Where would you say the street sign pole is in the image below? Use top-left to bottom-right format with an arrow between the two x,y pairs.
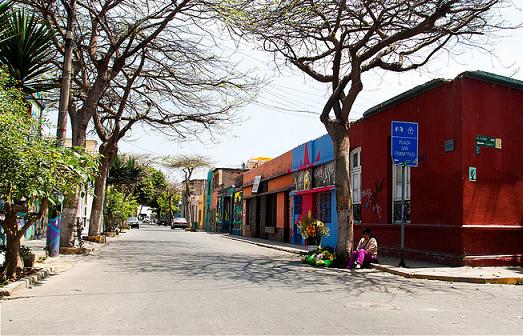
391,120 -> 418,268
399,164 -> 407,267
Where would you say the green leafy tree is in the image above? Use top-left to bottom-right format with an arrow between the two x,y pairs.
0,70 -> 97,279
103,187 -> 139,232
107,155 -> 145,200
136,167 -> 167,210
0,7 -> 57,96
157,190 -> 180,220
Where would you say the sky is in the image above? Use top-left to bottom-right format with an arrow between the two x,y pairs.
50,3 -> 523,181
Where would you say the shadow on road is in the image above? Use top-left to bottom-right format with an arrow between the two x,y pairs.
90,236 -> 494,302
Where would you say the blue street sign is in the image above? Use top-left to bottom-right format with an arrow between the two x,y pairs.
391,121 -> 419,166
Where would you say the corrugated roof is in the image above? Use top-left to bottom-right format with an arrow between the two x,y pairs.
362,78 -> 448,119
458,70 -> 523,91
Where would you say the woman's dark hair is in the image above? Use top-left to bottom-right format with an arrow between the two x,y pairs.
362,227 -> 372,236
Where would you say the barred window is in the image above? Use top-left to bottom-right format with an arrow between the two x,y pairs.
316,192 -> 332,223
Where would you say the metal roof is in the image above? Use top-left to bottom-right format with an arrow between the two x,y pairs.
361,71 -> 523,119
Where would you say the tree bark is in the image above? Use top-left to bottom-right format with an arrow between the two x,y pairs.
59,194 -> 79,247
326,122 -> 354,264
185,182 -> 192,228
88,143 -> 117,236
3,212 -> 20,279
60,101 -> 86,246
168,195 -> 173,226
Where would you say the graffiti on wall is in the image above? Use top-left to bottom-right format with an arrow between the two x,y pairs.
233,192 -> 242,223
362,179 -> 384,220
293,168 -> 312,191
313,161 -> 335,188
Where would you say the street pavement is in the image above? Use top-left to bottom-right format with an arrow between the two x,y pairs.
1,224 -> 522,335
226,236 -> 523,285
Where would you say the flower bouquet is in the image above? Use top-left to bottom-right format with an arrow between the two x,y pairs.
302,247 -> 337,267
295,210 -> 329,246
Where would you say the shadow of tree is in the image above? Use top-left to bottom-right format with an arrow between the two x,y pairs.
89,238 -> 497,303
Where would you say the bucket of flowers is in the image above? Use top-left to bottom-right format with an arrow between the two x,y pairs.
295,210 -> 329,250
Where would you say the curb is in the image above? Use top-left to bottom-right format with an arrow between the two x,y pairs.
224,235 -> 523,285
370,264 -> 523,285
226,236 -> 307,255
0,267 -> 53,298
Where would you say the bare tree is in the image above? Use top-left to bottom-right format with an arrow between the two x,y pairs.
23,0 -> 257,239
223,0 -> 509,262
160,154 -> 212,228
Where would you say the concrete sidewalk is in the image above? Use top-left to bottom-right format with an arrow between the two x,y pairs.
225,234 -> 523,285
1,236 -> 113,298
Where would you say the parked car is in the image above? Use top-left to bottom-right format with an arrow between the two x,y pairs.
138,214 -> 150,223
171,217 -> 188,229
158,217 -> 168,226
127,217 -> 140,229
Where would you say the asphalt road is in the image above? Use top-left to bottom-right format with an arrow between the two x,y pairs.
1,224 -> 522,335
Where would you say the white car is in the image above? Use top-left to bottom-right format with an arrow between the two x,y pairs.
171,217 -> 188,229
127,217 -> 140,229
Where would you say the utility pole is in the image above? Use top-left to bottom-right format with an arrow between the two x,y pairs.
49,0 -> 76,257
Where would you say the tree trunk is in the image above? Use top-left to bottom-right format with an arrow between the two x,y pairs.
3,212 -> 20,279
61,102 -> 87,246
327,123 -> 354,264
168,195 -> 173,226
88,143 -> 117,236
59,193 -> 79,247
185,183 -> 192,228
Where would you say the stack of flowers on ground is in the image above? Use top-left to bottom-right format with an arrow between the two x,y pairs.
302,247 -> 336,267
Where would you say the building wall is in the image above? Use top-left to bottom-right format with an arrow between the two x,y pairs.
348,73 -> 523,265
243,152 -> 292,185
291,134 -> 337,248
460,77 -> 523,226
241,152 -> 293,242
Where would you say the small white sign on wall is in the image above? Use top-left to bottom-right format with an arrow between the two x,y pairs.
469,167 -> 477,182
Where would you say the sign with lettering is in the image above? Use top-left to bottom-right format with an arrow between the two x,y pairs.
468,167 -> 477,182
252,175 -> 262,193
391,121 -> 419,167
476,135 -> 502,149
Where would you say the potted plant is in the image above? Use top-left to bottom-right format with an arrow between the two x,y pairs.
296,210 -> 329,250
20,245 -> 35,270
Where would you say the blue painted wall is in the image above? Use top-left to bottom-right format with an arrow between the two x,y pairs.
291,134 -> 334,171
291,134 -> 339,249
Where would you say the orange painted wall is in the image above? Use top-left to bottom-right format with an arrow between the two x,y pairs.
276,192 -> 286,229
268,175 -> 292,192
243,151 -> 292,185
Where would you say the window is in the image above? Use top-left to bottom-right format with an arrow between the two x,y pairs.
392,164 -> 411,223
265,194 -> 277,226
350,147 -> 362,223
316,192 -> 332,223
294,196 -> 303,216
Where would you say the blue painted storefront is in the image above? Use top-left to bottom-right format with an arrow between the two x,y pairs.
290,134 -> 338,249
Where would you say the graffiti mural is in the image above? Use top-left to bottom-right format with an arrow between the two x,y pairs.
313,161 -> 335,188
293,168 -> 312,191
362,179 -> 384,220
233,192 -> 242,224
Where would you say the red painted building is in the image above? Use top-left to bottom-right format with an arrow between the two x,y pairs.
350,71 -> 523,266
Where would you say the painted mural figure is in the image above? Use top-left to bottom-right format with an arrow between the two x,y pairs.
347,227 -> 378,269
